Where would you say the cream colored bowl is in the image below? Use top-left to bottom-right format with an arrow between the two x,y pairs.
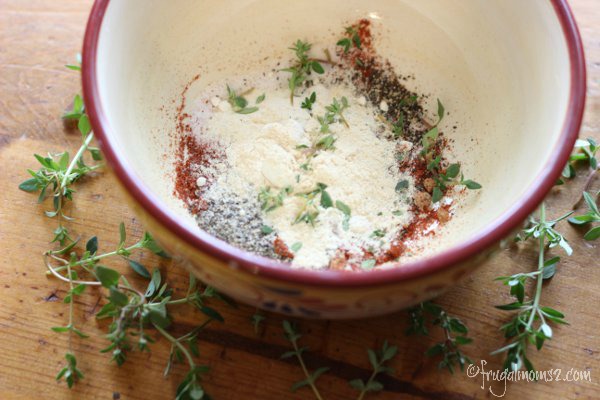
82,0 -> 585,318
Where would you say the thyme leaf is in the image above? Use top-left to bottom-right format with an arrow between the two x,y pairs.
568,191 -> 600,240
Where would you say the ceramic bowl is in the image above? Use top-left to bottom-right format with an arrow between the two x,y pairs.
82,0 -> 585,318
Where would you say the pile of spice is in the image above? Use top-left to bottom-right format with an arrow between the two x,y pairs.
173,20 -> 481,271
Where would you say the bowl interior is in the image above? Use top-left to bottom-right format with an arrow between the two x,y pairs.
93,0 -> 571,263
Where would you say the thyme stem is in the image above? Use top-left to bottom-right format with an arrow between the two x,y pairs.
44,255 -> 146,302
357,370 -> 378,400
290,336 -> 324,400
61,132 -> 94,188
572,169 -> 598,210
66,259 -> 75,351
153,324 -> 196,369
46,242 -> 143,273
527,204 -> 546,329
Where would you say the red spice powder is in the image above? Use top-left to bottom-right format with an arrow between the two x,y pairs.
174,134 -> 221,214
173,74 -> 226,214
273,237 -> 294,259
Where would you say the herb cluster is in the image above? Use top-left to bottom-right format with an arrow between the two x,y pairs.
19,62 -> 230,400
283,40 -> 325,104
560,137 -> 598,181
297,95 -> 351,171
349,341 -> 398,400
419,99 -> 481,203
226,85 -> 265,114
258,186 -> 293,212
19,62 -> 102,246
282,321 -> 399,400
257,180 -> 352,233
281,321 -> 329,399
428,162 -> 482,203
568,191 -> 600,240
337,25 -> 362,54
407,301 -> 473,373
294,183 -> 334,226
487,128 -> 598,375
493,205 -> 572,372
301,92 -> 317,111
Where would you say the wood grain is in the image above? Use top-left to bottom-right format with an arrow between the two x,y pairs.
0,1 -> 598,399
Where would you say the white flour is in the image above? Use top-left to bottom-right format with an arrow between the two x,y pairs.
189,72 -> 415,269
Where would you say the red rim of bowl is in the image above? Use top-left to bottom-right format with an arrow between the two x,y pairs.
82,0 -> 586,288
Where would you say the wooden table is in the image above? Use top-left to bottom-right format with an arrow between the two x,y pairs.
0,1 -> 598,399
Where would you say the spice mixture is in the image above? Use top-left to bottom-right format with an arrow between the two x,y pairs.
173,20 -> 481,271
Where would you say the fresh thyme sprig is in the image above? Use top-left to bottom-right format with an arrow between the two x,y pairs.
349,341 -> 398,400
427,162 -> 482,203
258,186 -> 293,212
560,137 -> 598,181
226,85 -> 264,114
419,99 -> 443,163
18,62 -> 102,245
296,96 -> 351,169
337,26 -> 362,54
558,137 -> 598,211
281,321 -> 329,400
325,96 -> 350,128
44,232 -> 146,380
283,40 -> 325,104
302,92 -> 317,111
416,99 -> 480,202
20,63 -> 230,399
294,195 -> 321,226
492,204 -> 572,372
315,134 -> 336,151
46,231 -> 157,358
568,191 -> 600,240
388,95 -> 418,139
316,113 -> 335,134
513,204 -> 573,254
294,183 -> 333,226
370,229 -> 386,238
407,301 -> 473,373
420,99 -> 445,155
392,115 -> 405,139
158,280 -> 229,400
55,353 -> 84,389
19,150 -> 102,245
316,96 -> 350,132
19,63 -> 102,245
19,61 -> 104,387
160,326 -> 211,400
45,230 -> 224,398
